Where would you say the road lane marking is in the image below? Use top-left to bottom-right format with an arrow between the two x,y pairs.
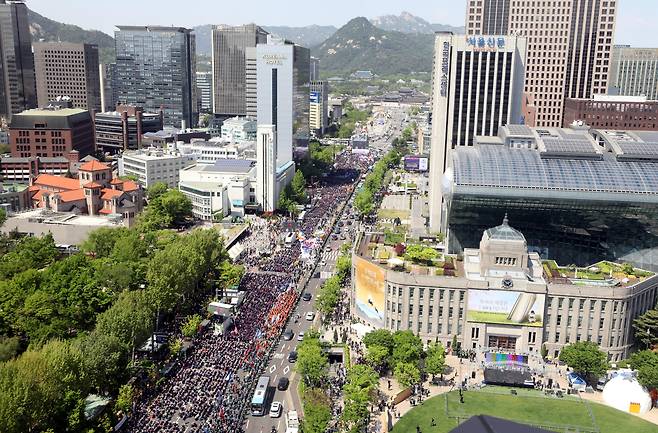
269,365 -> 276,374
283,366 -> 290,375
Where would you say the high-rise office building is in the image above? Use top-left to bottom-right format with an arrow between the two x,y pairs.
428,33 -> 526,232
608,46 -> 658,100
256,124 -> 277,212
196,71 -> 213,113
0,0 -> 36,120
34,43 -> 101,111
255,35 -> 310,168
99,63 -> 118,112
114,26 -> 197,128
466,0 -> 617,127
310,80 -> 329,135
211,24 -> 268,119
310,57 -> 320,81
245,48 -> 258,118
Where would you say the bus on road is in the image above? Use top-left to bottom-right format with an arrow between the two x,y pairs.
251,375 -> 272,416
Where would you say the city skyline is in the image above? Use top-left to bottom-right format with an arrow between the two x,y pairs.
25,0 -> 658,47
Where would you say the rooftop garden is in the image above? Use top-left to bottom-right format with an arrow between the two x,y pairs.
543,260 -> 653,285
365,238 -> 457,276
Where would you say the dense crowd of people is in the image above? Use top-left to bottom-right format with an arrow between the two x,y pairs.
128,151 -> 374,433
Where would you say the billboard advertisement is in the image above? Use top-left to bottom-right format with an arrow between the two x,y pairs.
403,156 -> 429,172
354,256 -> 386,327
310,91 -> 320,103
467,290 -> 544,327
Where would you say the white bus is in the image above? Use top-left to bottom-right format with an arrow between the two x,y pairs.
251,375 -> 272,416
297,211 -> 307,223
284,232 -> 296,246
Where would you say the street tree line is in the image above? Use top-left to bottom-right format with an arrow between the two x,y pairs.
296,329 -> 380,433
315,246 -> 352,317
354,149 -> 401,216
0,184 -> 240,432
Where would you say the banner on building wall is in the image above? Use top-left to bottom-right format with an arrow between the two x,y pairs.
354,256 -> 386,327
467,289 -> 545,327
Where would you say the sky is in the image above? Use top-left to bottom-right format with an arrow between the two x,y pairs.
25,0 -> 658,47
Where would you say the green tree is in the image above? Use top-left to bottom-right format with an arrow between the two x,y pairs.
115,384 -> 134,415
363,329 -> 394,353
79,331 -> 129,393
633,307 -> 658,348
365,344 -> 390,372
146,181 -> 169,201
181,314 -> 202,338
296,336 -> 328,388
277,185 -> 298,216
630,350 -> 658,390
394,361 -> 420,388
391,330 -> 423,368
559,341 -> 608,380
354,189 -> 374,215
0,234 -> 57,279
404,244 -> 439,265
81,227 -> 128,258
0,208 -> 6,227
152,189 -> 193,226
301,388 -> 331,433
217,261 -> 244,292
342,364 -> 379,432
315,276 -> 341,315
291,169 -> 308,204
0,336 -> 20,362
424,342 -> 446,376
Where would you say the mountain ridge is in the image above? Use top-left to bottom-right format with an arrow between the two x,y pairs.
313,17 -> 435,76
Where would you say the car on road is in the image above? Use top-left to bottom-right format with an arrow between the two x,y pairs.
331,234 -> 338,240
305,311 -> 315,321
277,377 -> 290,391
302,292 -> 312,301
283,329 -> 294,340
270,401 -> 282,418
297,332 -> 304,341
319,260 -> 327,267
288,351 -> 298,362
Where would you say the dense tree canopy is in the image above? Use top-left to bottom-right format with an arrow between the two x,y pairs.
0,224 -> 232,431
559,341 -> 608,380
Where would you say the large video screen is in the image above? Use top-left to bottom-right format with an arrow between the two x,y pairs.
353,256 -> 386,327
467,289 -> 544,327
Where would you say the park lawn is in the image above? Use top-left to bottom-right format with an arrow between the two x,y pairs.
378,209 -> 411,220
390,389 -> 658,433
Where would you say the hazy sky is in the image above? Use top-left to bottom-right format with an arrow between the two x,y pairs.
25,0 -> 658,47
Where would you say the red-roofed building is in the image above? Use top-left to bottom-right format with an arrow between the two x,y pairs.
29,160 -> 144,224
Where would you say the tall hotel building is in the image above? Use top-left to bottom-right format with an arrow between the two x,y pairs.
466,0 -> 617,127
34,42 -> 101,111
609,46 -> 658,100
114,26 -> 197,128
428,33 -> 526,232
252,35 -> 310,166
0,0 -> 36,119
211,24 -> 268,120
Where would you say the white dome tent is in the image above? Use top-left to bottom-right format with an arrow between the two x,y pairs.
601,369 -> 652,415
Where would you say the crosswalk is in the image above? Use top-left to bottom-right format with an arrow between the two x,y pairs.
321,250 -> 339,262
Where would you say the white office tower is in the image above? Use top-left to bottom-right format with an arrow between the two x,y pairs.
257,124 -> 277,212
428,33 -> 527,233
254,35 -> 310,168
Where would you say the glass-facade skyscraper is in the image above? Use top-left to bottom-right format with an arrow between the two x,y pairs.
0,0 -> 36,120
115,26 -> 197,128
211,24 -> 268,119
